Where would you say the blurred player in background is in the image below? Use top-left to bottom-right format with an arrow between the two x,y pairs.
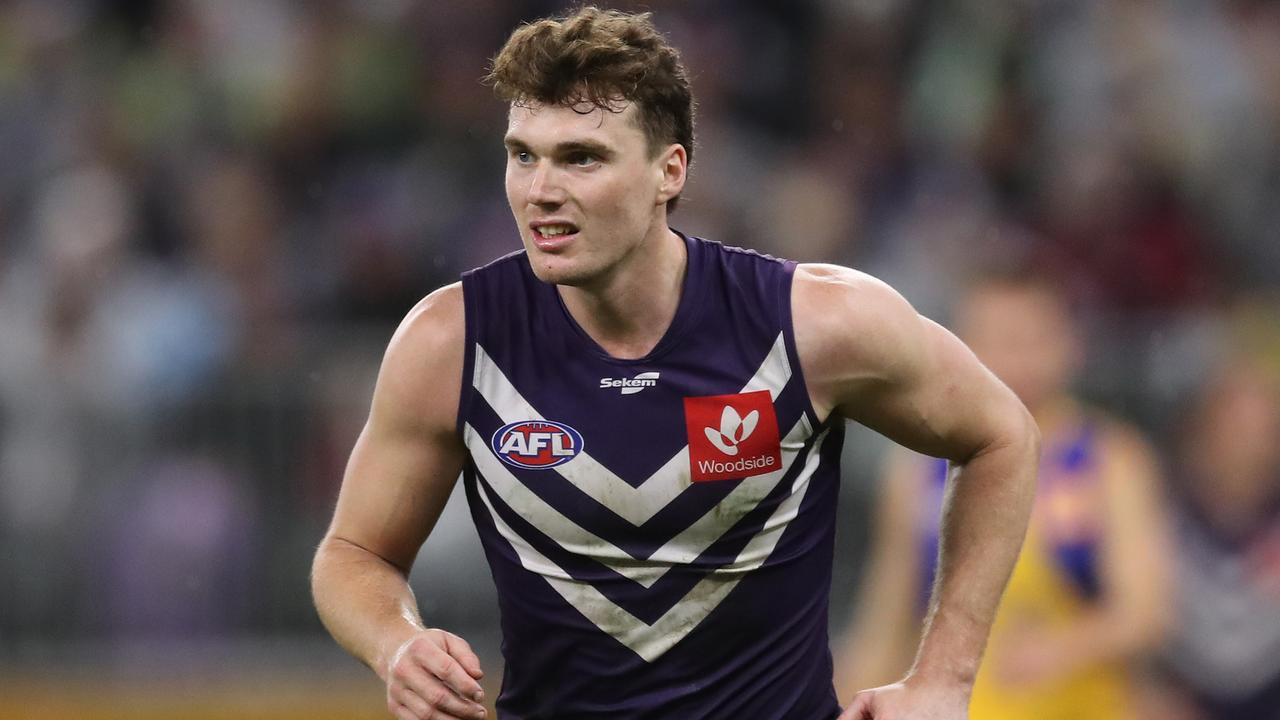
312,7 -> 1039,720
836,271 -> 1173,720
1142,353 -> 1280,720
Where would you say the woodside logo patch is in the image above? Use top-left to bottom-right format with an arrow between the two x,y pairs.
683,390 -> 782,482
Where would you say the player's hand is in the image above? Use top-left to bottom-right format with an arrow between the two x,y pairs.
838,677 -> 969,720
383,629 -> 487,720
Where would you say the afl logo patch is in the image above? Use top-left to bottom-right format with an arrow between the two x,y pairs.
491,420 -> 584,470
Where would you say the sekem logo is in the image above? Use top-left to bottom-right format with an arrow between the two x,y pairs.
492,420 -> 584,470
599,371 -> 660,395
683,390 -> 782,482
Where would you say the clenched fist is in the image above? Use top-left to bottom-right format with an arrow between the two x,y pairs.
839,678 -> 970,720
383,629 -> 487,720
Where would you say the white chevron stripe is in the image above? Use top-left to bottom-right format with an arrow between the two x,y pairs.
470,333 -> 792,526
467,422 -> 660,586
627,415 -> 811,569
466,415 -> 813,588
740,333 -> 792,396
474,429 -> 829,662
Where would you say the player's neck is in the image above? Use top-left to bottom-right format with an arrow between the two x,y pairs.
558,226 -> 687,360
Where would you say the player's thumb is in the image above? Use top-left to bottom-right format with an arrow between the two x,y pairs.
838,690 -> 875,719
444,631 -> 485,679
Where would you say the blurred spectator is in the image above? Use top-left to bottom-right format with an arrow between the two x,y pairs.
1143,352 -> 1280,720
835,272 -> 1173,720
99,455 -> 258,640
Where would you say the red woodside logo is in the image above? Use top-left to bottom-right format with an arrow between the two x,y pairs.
683,390 -> 782,482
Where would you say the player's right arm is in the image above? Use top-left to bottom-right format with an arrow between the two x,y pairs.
311,283 -> 488,720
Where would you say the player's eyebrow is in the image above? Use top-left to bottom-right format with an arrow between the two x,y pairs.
555,140 -> 614,159
504,136 -> 615,160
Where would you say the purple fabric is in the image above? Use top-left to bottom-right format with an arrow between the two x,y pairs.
459,233 -> 843,719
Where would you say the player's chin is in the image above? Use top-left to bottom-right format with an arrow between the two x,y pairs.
528,255 -> 595,286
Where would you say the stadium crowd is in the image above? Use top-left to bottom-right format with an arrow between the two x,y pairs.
0,1 -> 1277,717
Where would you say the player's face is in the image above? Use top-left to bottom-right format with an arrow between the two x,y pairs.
504,101 -> 677,286
958,285 -> 1080,412
1192,364 -> 1280,501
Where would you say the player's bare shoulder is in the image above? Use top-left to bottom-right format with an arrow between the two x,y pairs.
792,263 -> 931,421
370,282 -> 466,440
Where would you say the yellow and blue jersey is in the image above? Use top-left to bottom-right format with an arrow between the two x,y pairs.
917,422 -> 1133,720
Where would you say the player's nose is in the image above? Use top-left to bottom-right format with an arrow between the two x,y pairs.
527,161 -> 567,207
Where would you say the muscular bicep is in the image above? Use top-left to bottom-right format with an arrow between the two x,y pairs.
796,265 -> 1030,463
330,415 -> 466,571
842,314 -> 1021,461
324,283 -> 468,572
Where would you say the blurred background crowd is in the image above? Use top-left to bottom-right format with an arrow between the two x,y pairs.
0,0 -> 1278,718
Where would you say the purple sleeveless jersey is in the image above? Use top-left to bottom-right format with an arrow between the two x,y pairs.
457,232 -> 845,719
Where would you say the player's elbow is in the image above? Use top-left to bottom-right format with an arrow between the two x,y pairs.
984,398 -> 1040,462
310,536 -> 370,604
310,535 -> 344,606
983,400 -> 1041,501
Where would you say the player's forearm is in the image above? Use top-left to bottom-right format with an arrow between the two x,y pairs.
910,413 -> 1040,688
311,535 -> 427,680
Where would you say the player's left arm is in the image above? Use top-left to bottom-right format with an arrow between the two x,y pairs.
792,264 -> 1040,719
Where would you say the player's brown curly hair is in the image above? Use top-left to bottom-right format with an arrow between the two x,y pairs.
485,6 -> 694,211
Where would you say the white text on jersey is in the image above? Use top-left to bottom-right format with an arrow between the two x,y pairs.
600,372 -> 660,395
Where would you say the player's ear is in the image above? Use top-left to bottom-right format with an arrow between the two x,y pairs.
655,143 -> 687,206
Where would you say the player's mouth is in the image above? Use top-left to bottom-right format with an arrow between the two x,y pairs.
530,221 -> 580,251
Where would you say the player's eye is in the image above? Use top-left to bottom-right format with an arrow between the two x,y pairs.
567,152 -> 597,167
512,150 -> 534,164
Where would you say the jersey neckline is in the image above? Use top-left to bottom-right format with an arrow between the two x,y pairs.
548,228 -> 704,366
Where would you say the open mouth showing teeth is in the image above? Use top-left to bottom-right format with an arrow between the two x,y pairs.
535,224 -> 578,238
